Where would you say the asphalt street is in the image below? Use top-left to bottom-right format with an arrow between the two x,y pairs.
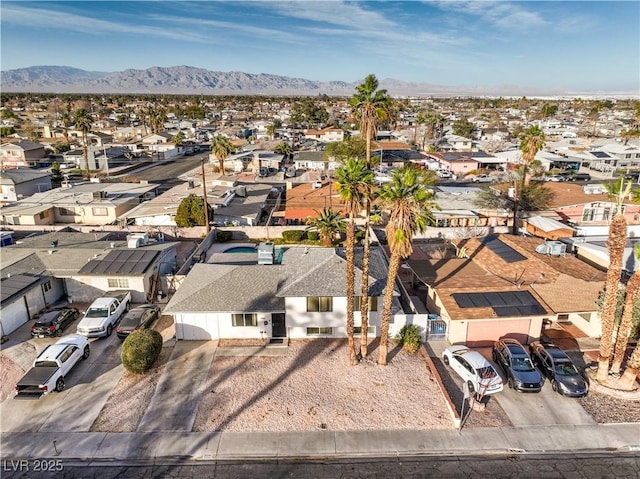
2,453 -> 639,479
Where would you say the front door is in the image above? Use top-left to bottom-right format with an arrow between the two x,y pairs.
271,313 -> 286,338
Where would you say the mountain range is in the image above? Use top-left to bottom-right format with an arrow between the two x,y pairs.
1,65 -> 563,97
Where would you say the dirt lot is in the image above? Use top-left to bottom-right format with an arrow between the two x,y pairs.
194,339 -> 452,432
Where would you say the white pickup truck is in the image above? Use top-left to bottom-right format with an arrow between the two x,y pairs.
76,290 -> 131,338
15,335 -> 90,398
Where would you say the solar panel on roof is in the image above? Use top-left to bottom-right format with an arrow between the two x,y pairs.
479,235 -> 526,263
453,291 -> 546,317
591,151 -> 610,158
78,249 -> 159,275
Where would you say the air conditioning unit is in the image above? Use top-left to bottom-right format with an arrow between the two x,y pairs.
127,232 -> 149,248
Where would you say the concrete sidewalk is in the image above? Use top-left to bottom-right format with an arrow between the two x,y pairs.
2,424 -> 639,461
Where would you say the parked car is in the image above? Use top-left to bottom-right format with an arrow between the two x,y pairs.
492,338 -> 544,393
116,304 -> 161,340
564,173 -> 591,182
529,341 -> 589,398
545,175 -> 565,182
472,174 -> 493,183
15,334 -> 90,398
76,290 -> 131,338
31,308 -> 80,338
443,345 -> 504,397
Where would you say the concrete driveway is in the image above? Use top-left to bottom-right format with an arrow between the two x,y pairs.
493,381 -> 595,426
137,340 -> 217,432
1,311 -> 125,433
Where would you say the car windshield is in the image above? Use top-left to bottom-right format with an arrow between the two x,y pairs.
512,357 -> 535,372
554,361 -> 579,376
85,308 -> 109,318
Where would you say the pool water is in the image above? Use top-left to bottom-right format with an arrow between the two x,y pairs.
224,246 -> 257,253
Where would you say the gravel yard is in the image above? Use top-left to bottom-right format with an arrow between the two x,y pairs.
194,339 -> 453,432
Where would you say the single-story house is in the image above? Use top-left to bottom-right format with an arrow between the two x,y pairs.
0,273 -> 64,336
0,181 -> 159,226
284,180 -> 347,225
0,169 -> 52,206
164,246 -> 400,341
0,231 -> 179,304
303,127 -> 344,143
407,234 -> 606,343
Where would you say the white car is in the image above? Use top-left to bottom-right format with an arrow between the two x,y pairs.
443,345 -> 504,397
472,174 -> 493,183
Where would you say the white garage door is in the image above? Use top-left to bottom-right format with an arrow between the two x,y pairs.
175,313 -> 218,340
466,319 -> 530,347
1,299 -> 29,336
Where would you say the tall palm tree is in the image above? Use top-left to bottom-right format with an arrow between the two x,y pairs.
73,108 -> 93,178
512,125 -> 545,234
350,74 -> 391,351
376,165 -> 436,365
211,136 -> 233,175
611,245 -> 640,375
59,111 -> 72,145
305,208 -> 346,246
597,177 -> 632,382
335,158 -> 375,364
618,339 -> 640,390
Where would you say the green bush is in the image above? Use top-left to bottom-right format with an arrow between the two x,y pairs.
354,229 -> 366,243
395,324 -> 423,354
121,329 -> 163,374
282,230 -> 304,242
306,231 -> 319,241
216,230 -> 232,242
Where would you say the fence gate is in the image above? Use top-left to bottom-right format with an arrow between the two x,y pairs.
427,314 -> 447,341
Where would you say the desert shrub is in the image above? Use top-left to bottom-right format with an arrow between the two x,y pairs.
395,324 -> 423,353
216,230 -> 232,242
354,229 -> 366,244
306,231 -> 319,241
282,230 -> 304,242
121,329 -> 163,374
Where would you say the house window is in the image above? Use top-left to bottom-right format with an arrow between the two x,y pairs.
232,313 -> 258,327
557,314 -> 570,322
353,326 -> 376,335
57,207 -> 75,216
582,203 -> 613,222
307,296 -> 333,312
38,210 -> 50,219
354,296 -> 378,312
306,327 -> 333,336
43,280 -> 51,292
92,207 -> 108,216
107,278 -> 129,288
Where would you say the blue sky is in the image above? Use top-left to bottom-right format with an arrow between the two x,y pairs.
1,1 -> 638,93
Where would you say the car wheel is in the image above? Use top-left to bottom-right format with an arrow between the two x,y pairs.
56,328 -> 63,337
106,324 -> 113,337
551,379 -> 558,393
55,377 -> 65,392
82,345 -> 90,360
507,377 -> 514,389
467,381 -> 475,395
443,355 -> 450,366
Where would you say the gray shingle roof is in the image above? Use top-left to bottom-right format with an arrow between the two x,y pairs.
164,246 -> 393,314
0,169 -> 52,184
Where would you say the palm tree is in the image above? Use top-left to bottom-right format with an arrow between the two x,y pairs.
305,208 -> 346,246
59,111 -> 72,145
611,245 -> 640,375
597,178 -> 632,382
350,74 -> 391,350
211,136 -> 233,175
618,340 -> 640,390
335,158 -> 375,364
376,165 -> 436,365
149,106 -> 167,134
73,108 -> 93,178
512,126 -> 545,234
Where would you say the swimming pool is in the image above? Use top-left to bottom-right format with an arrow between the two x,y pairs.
223,246 -> 257,253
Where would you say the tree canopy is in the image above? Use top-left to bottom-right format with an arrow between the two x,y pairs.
175,194 -> 213,227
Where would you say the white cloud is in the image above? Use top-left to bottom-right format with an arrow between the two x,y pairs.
1,5 -> 209,43
429,1 -> 547,30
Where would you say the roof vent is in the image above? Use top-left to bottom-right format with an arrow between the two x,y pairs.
312,181 -> 322,189
535,241 -> 567,256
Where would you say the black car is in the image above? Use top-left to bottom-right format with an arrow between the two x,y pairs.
492,338 -> 544,393
529,341 -> 589,398
31,308 -> 79,338
116,305 -> 161,340
565,173 -> 591,182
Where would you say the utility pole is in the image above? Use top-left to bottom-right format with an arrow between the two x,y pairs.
201,159 -> 210,234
